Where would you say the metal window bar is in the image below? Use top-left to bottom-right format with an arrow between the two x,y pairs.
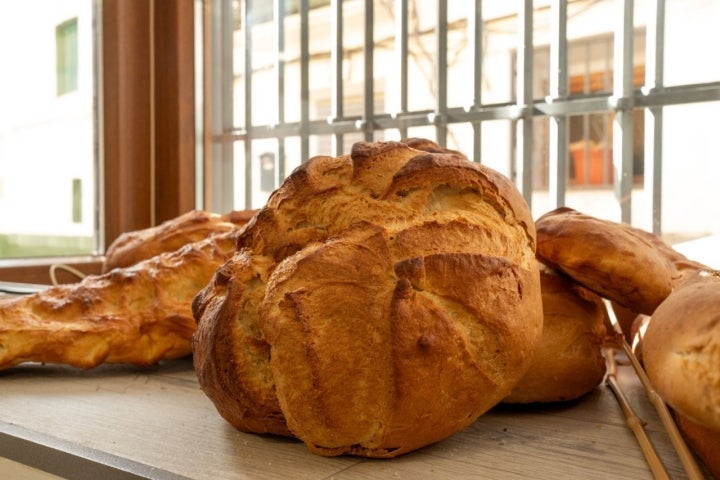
362,0 -> 374,142
330,0 -> 344,156
612,0 -> 635,224
395,0 -> 409,140
274,0 -> 287,190
300,0 -> 311,160
516,0 -> 534,207
644,0 -> 665,235
434,0 -> 448,146
207,0 -> 720,233
547,0 -> 568,210
468,0 -> 483,165
208,0 -> 235,214
243,0 -> 253,208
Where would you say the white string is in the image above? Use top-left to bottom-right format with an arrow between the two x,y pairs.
49,264 -> 87,286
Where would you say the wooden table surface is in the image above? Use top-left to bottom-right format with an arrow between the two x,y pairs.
0,354 -> 710,480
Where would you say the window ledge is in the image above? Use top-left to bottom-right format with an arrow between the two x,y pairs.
0,256 -> 104,285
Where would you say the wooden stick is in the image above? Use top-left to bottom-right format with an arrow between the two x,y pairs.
606,348 -> 670,480
604,301 -> 705,480
620,338 -> 705,479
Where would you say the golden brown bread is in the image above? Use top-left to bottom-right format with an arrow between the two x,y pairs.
674,412 -> 720,479
535,207 -> 704,315
0,231 -> 237,370
642,270 -> 720,433
192,139 -> 543,457
504,264 -> 610,404
103,209 -> 256,272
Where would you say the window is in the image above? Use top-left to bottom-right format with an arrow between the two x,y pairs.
206,0 -> 720,241
0,4 -> 95,260
532,33 -> 646,189
56,17 -> 79,95
0,0 -> 196,284
72,178 -> 83,223
2,1 -> 718,284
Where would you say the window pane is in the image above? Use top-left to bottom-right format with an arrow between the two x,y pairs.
0,1 -> 97,259
56,17 -> 79,95
213,0 -> 720,243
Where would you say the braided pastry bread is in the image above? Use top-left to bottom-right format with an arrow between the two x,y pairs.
0,231 -> 238,370
103,209 -> 256,272
192,139 -> 543,458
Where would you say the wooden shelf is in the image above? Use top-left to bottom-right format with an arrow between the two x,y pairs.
0,357 -> 710,479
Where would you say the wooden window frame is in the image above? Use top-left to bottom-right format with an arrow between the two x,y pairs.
0,0 -> 197,285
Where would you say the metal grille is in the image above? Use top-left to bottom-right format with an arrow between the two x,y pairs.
205,0 -> 720,235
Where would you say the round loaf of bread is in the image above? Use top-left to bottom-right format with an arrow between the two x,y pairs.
103,209 -> 256,272
192,139 -> 543,457
503,264 -> 609,403
674,412 -> 720,478
642,270 -> 720,433
535,207 -> 701,315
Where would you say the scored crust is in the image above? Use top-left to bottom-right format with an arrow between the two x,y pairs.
260,223 -> 540,456
192,139 -> 543,457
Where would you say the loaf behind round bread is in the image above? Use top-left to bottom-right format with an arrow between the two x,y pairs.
503,265 -> 609,404
192,139 -> 543,457
103,210 -> 256,272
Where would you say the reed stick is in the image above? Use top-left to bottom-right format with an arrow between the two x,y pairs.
604,300 -> 705,480
606,348 -> 670,480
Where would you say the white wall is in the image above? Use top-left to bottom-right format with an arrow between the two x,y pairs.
0,0 -> 95,238
657,0 -> 720,237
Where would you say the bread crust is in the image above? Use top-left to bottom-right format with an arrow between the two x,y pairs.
192,139 -> 542,457
103,210 -> 256,272
260,224 -> 540,456
504,265 -> 609,403
643,270 -> 720,432
675,412 -> 720,478
1,232 -> 237,369
191,250 -> 289,435
535,207 -> 702,315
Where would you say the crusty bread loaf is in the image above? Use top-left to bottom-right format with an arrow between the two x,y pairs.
674,412 -> 720,479
192,139 -> 543,457
535,207 -> 704,315
504,264 -> 610,404
103,209 -> 256,272
642,270 -> 720,432
0,231 -> 238,370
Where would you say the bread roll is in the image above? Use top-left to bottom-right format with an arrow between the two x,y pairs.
643,270 -> 720,433
192,139 -> 543,457
535,207 -> 704,315
674,412 -> 720,479
103,209 -> 256,272
504,265 -> 610,404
